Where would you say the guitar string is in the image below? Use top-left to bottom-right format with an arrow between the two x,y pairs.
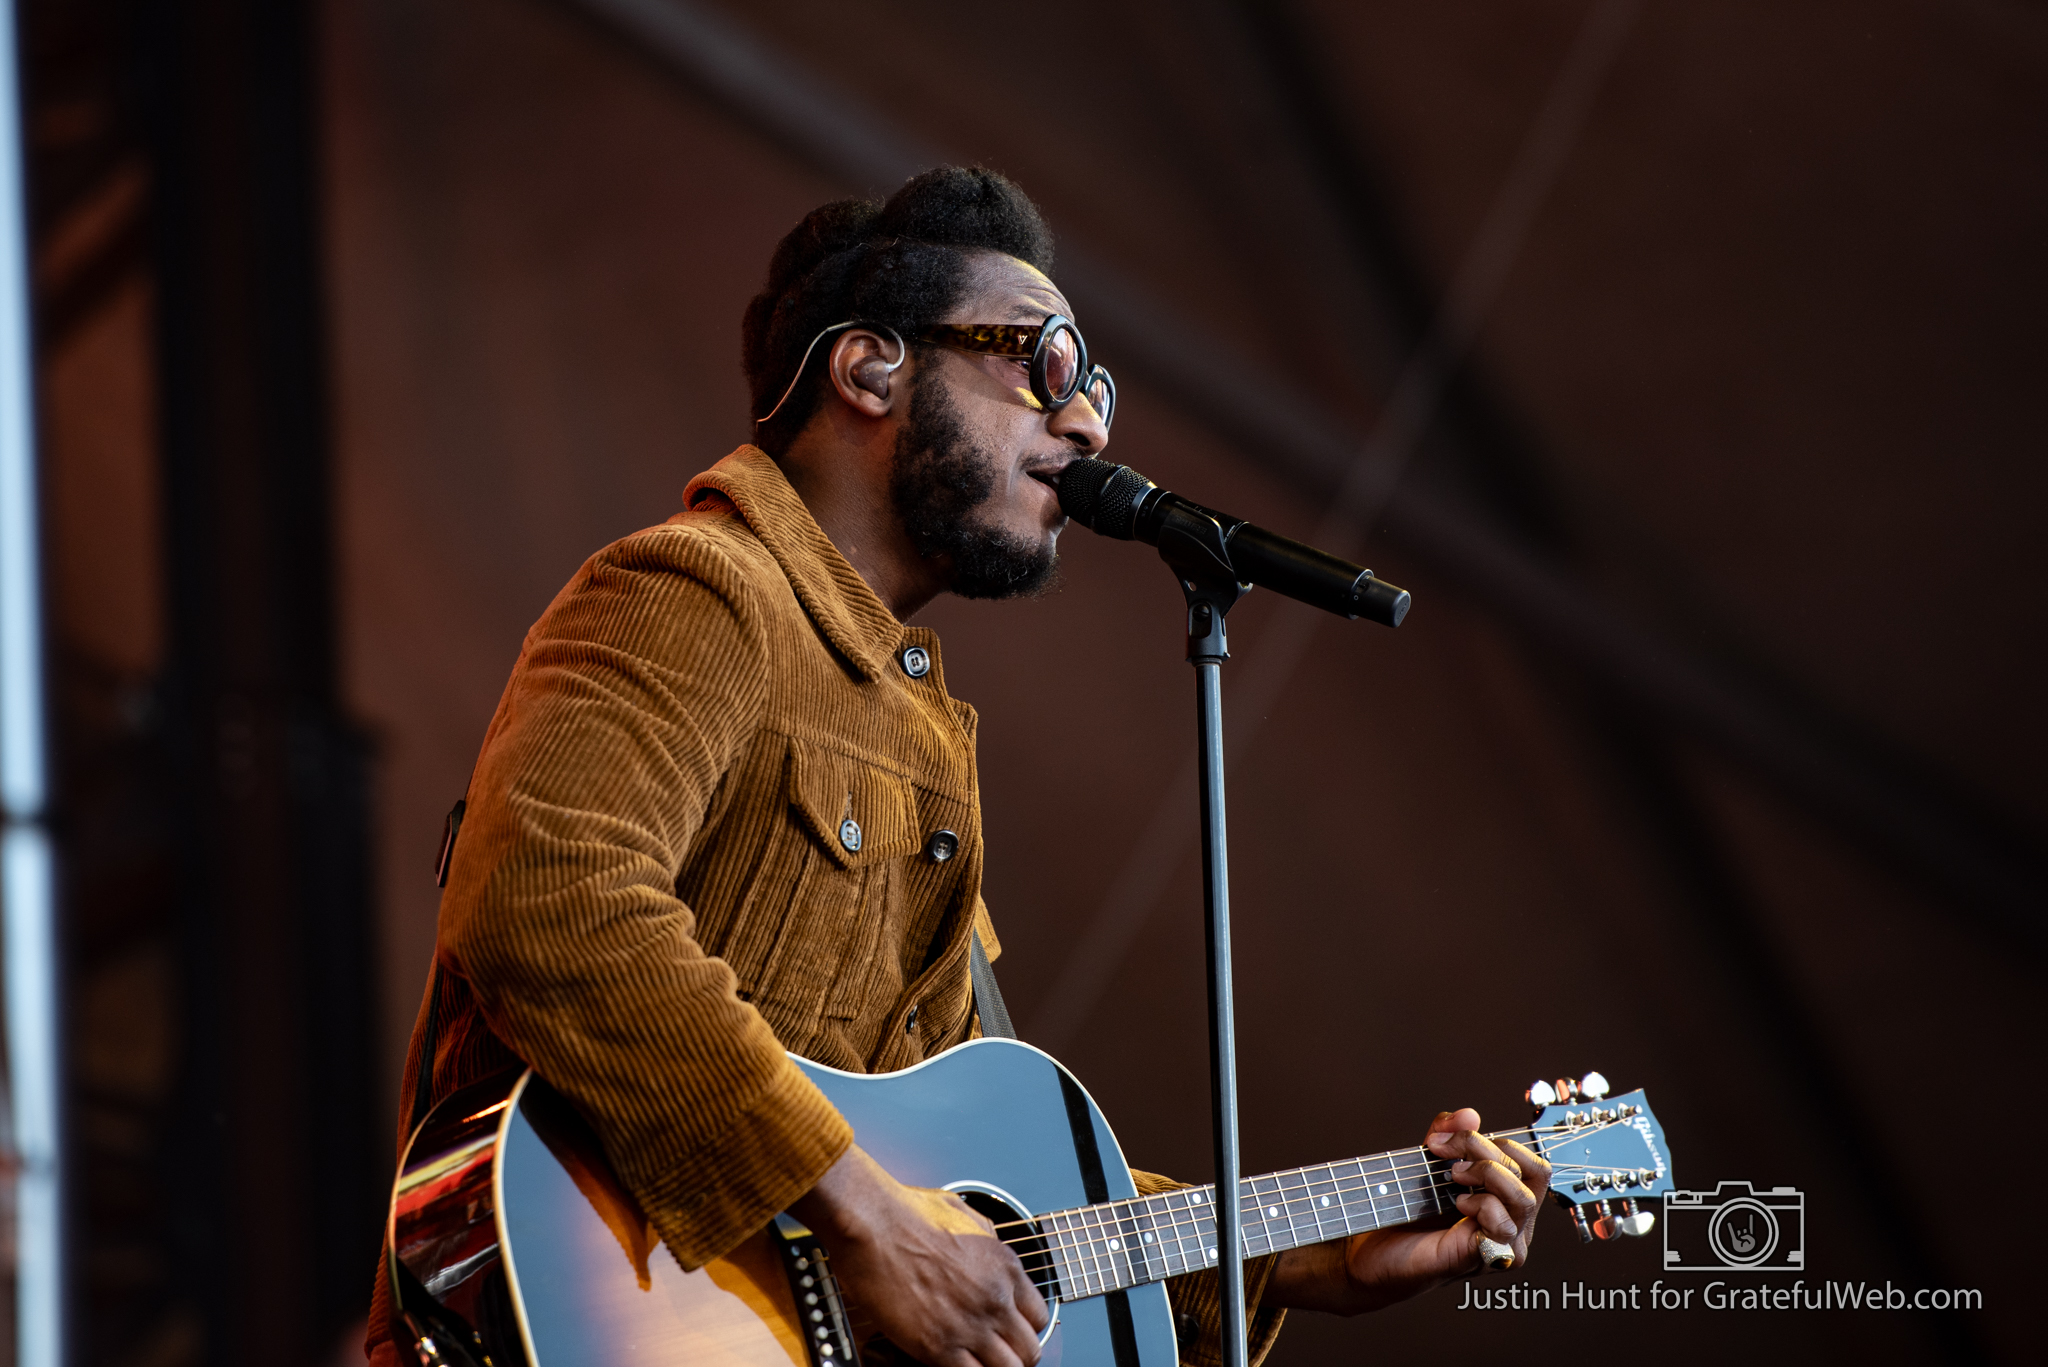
999,1125 -> 1627,1282
993,1116 -> 1645,1290
1012,1173 -> 1578,1294
993,1116 -> 1652,1293
1024,1152 -> 1651,1294
1013,1146 -> 1645,1301
1018,1165 -> 1470,1301
1012,1166 -> 1488,1292
987,1114 -> 1632,1243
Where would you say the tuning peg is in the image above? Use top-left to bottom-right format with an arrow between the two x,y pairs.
1526,1080 -> 1557,1108
1554,1077 -> 1580,1104
1590,1199 -> 1618,1241
1568,1205 -> 1593,1243
1578,1070 -> 1609,1100
1616,1198 -> 1655,1238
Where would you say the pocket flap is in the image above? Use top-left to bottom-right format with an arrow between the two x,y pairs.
786,738 -> 919,869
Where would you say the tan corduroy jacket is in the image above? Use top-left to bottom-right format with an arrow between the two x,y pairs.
367,448 -> 1282,1366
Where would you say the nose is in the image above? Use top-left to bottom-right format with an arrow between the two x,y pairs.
1048,390 -> 1109,455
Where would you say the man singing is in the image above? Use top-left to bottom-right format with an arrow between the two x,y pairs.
367,167 -> 1549,1367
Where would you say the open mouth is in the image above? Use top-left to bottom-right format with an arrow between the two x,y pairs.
1025,468 -> 1069,522
1025,460 -> 1072,497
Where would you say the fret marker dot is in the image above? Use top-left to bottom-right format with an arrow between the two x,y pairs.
1266,1206 -> 1278,1218
1191,1193 -> 1203,1204
1320,1197 -> 1330,1207
1143,1233 -> 1154,1243
1108,1238 -> 1121,1250
1377,1184 -> 1388,1196
1208,1247 -> 1218,1259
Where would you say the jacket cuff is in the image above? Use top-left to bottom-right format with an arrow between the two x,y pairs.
635,1056 -> 854,1268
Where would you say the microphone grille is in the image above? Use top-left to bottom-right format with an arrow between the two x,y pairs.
1057,458 -> 1153,540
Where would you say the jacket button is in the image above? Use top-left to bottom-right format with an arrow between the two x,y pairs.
900,646 -> 931,678
925,829 -> 959,863
838,818 -> 862,852
904,1005 -> 920,1033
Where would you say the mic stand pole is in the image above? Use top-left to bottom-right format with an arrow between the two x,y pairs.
1159,513 -> 1255,1367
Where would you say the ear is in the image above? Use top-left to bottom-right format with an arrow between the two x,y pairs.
824,327 -> 907,417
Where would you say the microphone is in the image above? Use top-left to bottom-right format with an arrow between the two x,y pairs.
1057,458 -> 1410,626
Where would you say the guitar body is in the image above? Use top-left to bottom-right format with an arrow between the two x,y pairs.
391,1039 -> 1179,1367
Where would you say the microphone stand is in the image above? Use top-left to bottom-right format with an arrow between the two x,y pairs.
1058,452 -> 1406,1365
1157,511 -> 1255,1367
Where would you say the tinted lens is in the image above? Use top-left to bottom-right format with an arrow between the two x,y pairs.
1084,366 -> 1116,427
1036,319 -> 1084,404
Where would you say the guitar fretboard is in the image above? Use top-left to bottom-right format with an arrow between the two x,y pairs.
1037,1128 -> 1537,1302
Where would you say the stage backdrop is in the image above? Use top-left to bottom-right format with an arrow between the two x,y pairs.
280,0 -> 2046,1361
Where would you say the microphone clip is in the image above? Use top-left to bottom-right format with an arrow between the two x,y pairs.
1159,503 -> 1253,664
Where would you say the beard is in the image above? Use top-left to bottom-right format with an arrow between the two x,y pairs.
890,370 -> 1060,601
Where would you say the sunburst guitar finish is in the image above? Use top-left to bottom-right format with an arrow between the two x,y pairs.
389,1039 -> 1673,1367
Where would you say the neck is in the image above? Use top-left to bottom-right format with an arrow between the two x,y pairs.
1032,1127 -> 1540,1304
773,429 -> 944,620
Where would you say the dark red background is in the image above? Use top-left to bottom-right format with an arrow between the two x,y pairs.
28,1 -> 2042,1363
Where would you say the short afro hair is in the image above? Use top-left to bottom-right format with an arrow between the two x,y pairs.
742,166 -> 1055,453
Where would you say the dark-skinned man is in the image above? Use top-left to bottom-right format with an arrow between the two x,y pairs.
366,167 -> 1550,1367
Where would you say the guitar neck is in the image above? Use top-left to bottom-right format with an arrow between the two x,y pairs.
1035,1128 -> 1537,1303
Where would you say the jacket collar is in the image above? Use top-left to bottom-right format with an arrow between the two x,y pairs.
683,447 -> 902,680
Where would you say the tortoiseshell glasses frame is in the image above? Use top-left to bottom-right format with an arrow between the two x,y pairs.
916,313 -> 1116,428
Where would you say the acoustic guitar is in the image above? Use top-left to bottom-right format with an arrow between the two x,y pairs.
389,1038 -> 1672,1367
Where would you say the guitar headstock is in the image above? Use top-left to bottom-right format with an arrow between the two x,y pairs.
1526,1072 -> 1673,1243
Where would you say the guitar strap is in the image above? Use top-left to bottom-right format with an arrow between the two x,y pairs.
407,961 -> 441,1144
968,928 -> 1016,1040
407,790 -> 471,1142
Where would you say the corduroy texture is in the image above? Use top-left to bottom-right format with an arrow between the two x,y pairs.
367,448 -> 1282,1367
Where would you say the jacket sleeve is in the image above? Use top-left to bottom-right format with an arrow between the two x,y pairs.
440,526 -> 853,1270
1129,1169 -> 1288,1367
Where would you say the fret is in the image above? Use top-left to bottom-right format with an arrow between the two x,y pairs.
1099,1199 -> 1136,1291
1075,1203 -> 1109,1294
1327,1164 -> 1359,1237
1258,1167 -> 1316,1254
1125,1198 -> 1151,1281
1352,1151 -> 1400,1230
1113,1199 -> 1151,1285
1044,1211 -> 1075,1299
1407,1152 -> 1445,1220
1144,1192 -> 1182,1276
1173,1188 -> 1207,1274
1185,1187 -> 1217,1268
1085,1202 -> 1123,1292
1333,1158 -> 1376,1241
1151,1191 -> 1190,1278
1047,1211 -> 1088,1299
1294,1166 -> 1331,1246
1146,1188 -> 1179,1278
1062,1208 -> 1106,1299
1031,1130 -> 1570,1304
1288,1166 -> 1330,1247
1242,1172 -> 1279,1257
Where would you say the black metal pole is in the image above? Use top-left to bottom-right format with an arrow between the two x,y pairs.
1185,589 -> 1247,1367
1195,661 -> 1246,1367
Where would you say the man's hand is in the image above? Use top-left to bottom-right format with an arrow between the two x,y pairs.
1263,1107 -> 1552,1315
791,1145 -> 1049,1366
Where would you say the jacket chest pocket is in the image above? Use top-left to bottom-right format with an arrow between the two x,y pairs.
734,738 -> 922,1035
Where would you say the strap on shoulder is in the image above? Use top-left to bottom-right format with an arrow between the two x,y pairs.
969,928 -> 1016,1040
